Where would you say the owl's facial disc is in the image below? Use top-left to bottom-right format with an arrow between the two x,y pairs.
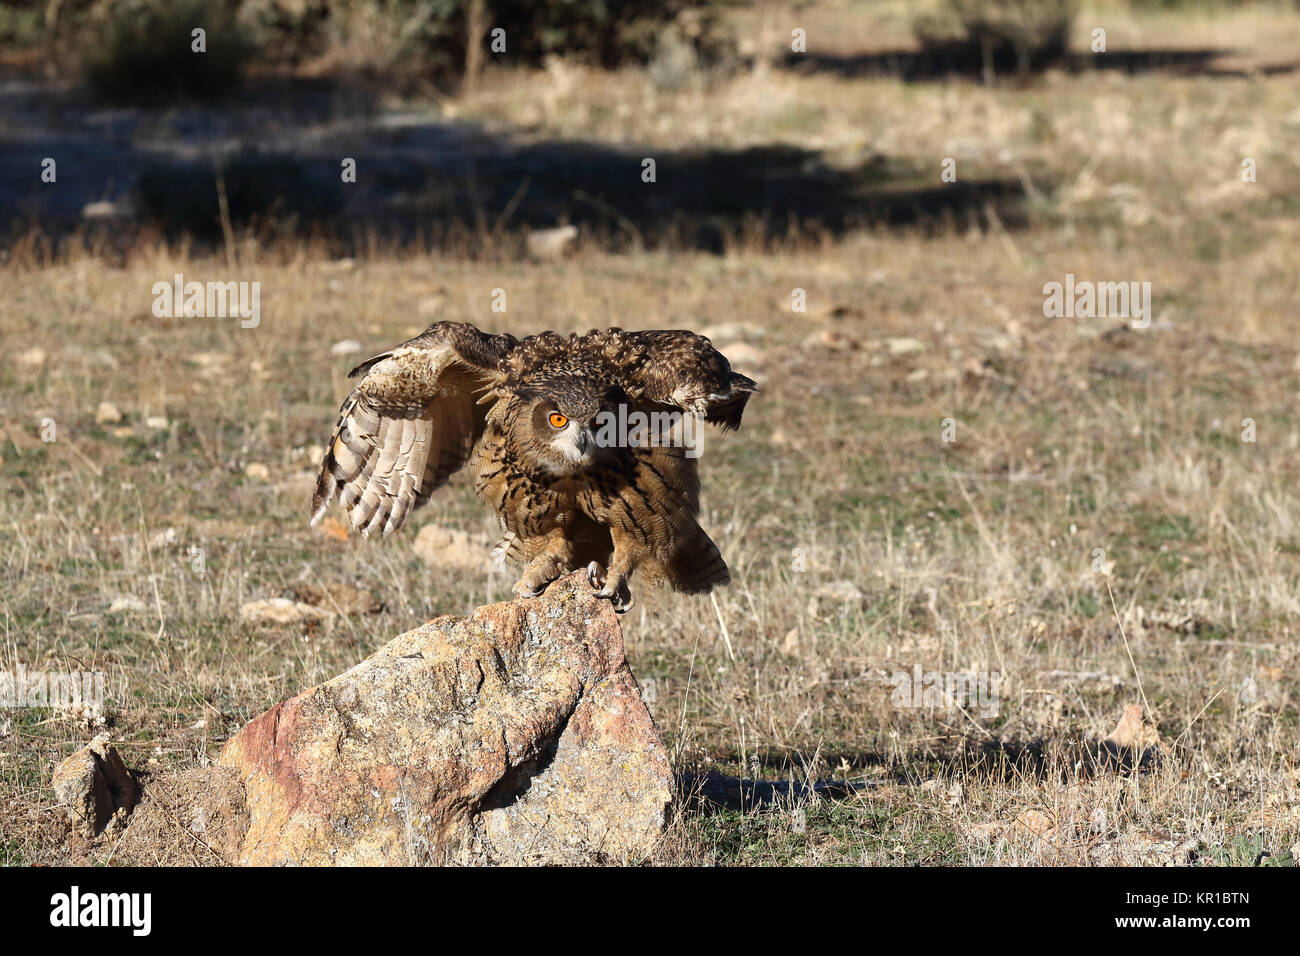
524,386 -> 602,474
548,414 -> 594,464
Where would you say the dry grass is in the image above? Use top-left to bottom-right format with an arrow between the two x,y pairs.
2,2 -> 1299,866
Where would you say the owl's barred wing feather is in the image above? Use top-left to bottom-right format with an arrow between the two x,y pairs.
310,322 -> 516,537
494,327 -> 756,428
603,329 -> 758,430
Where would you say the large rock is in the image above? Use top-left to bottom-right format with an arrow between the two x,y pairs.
218,572 -> 672,865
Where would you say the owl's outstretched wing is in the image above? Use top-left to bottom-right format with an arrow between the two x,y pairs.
605,329 -> 758,429
310,322 -> 517,537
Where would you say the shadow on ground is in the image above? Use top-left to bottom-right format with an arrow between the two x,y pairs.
684,736 -> 1161,812
782,46 -> 1299,82
0,75 -> 1032,255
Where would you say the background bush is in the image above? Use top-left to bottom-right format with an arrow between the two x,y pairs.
275,0 -> 729,78
0,0 -> 45,48
913,0 -> 1076,75
83,0 -> 258,105
66,0 -> 729,104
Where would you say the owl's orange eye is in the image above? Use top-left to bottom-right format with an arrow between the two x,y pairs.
548,412 -> 569,429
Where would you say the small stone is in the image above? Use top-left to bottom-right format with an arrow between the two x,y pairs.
700,322 -> 766,344
412,525 -> 491,572
719,342 -> 766,369
244,463 -> 270,482
81,200 -> 131,220
814,580 -> 864,602
804,329 -> 857,351
289,582 -> 381,615
145,416 -> 170,430
52,734 -> 137,837
1015,809 -> 1056,837
275,469 -> 318,497
884,337 -> 926,356
330,339 -> 364,356
969,822 -> 1004,843
238,598 -> 336,631
17,347 -> 47,367
1105,704 -> 1161,751
107,595 -> 147,614
526,224 -> 578,260
780,627 -> 800,654
95,402 -> 122,424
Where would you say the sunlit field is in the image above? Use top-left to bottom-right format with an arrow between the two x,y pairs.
3,0 -> 1299,866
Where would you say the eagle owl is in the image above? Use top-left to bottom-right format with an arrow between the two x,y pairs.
311,321 -> 757,611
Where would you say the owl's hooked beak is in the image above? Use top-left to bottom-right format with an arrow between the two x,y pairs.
551,420 -> 597,466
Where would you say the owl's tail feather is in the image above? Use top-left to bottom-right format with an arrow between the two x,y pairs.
661,520 -> 731,594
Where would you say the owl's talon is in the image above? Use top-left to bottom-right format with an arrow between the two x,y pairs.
587,561 -> 606,589
513,553 -> 570,601
599,589 -> 633,613
592,570 -> 633,613
512,580 -> 545,599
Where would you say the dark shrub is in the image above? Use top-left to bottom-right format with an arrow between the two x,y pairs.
913,0 -> 1075,76
243,0 -> 728,81
84,0 -> 258,105
0,1 -> 45,49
